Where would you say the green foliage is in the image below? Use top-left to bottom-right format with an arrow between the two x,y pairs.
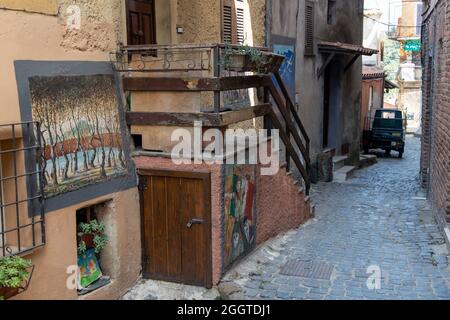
78,219 -> 109,255
79,219 -> 106,235
93,235 -> 109,254
382,37 -> 401,100
0,256 -> 32,289
77,241 -> 87,256
221,44 -> 266,73
383,38 -> 400,81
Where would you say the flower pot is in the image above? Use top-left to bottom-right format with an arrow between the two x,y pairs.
224,52 -> 285,74
80,234 -> 95,249
225,53 -> 248,72
0,286 -> 20,300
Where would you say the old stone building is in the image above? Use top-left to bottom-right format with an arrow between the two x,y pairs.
266,0 -> 377,183
420,0 -> 450,244
0,0 -> 313,300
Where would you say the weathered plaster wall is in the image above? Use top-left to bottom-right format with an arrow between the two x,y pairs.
176,0 -> 221,44
12,187 -> 141,300
247,0 -> 266,47
58,0 -> 125,52
0,0 -> 58,15
0,8 -> 116,124
269,0 -> 364,169
0,3 -> 141,300
132,156 -> 223,286
256,166 -> 312,245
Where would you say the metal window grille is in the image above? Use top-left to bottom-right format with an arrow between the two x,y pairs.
0,121 -> 45,257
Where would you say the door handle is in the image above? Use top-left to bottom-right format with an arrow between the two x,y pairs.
133,30 -> 144,37
187,218 -> 204,228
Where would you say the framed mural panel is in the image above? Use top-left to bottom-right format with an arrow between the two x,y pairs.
15,61 -> 137,214
223,164 -> 257,270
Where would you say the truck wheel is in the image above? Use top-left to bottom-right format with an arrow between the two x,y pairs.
385,149 -> 391,156
399,151 -> 404,158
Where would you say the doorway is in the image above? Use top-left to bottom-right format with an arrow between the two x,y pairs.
322,59 -> 342,150
139,169 -> 212,288
126,0 -> 157,45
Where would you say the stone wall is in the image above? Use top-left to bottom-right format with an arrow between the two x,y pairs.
421,0 -> 450,228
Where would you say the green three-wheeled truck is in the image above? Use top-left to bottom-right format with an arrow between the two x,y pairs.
362,109 -> 407,158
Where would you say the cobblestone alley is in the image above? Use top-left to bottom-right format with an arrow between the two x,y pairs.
220,136 -> 450,300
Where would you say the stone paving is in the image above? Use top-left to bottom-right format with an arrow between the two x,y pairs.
221,136 -> 450,300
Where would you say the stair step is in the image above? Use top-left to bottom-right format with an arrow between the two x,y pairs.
333,155 -> 348,171
359,154 -> 377,168
333,165 -> 356,183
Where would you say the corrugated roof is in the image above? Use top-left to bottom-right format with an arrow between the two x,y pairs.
318,41 -> 379,56
362,66 -> 385,79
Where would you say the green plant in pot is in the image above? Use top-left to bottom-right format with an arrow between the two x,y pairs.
77,220 -> 109,255
0,256 -> 32,300
221,44 -> 283,74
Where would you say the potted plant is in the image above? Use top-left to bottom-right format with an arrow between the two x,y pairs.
0,256 -> 33,300
77,220 -> 109,255
221,45 -> 284,74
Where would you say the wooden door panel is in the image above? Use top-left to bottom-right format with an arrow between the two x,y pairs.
140,170 -> 212,288
126,0 -> 156,45
166,177 -> 182,279
150,176 -> 168,276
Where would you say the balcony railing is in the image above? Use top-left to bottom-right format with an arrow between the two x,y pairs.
0,122 -> 45,257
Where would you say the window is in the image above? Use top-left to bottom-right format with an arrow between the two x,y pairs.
76,202 -> 112,295
0,122 -> 45,258
223,0 -> 246,44
327,0 -> 336,25
305,1 -> 315,56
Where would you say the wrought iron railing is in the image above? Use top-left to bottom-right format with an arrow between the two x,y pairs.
0,121 -> 45,257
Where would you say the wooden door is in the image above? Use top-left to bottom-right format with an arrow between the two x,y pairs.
126,0 -> 156,45
139,169 -> 212,288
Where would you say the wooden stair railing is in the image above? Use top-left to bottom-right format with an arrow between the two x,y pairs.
265,73 -> 311,195
122,73 -> 311,194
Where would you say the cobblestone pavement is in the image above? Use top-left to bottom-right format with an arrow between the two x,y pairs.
221,136 -> 450,300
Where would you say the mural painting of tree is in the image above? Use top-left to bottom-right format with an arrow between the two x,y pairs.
29,75 -> 127,197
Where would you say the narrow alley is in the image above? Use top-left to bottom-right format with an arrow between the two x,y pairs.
220,136 -> 450,300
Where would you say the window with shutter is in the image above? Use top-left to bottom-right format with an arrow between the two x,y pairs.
223,5 -> 233,44
222,0 -> 246,45
236,8 -> 245,44
305,1 -> 315,56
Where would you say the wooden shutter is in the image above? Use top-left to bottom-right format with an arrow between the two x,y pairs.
222,0 -> 245,44
223,4 -> 234,44
305,1 -> 315,56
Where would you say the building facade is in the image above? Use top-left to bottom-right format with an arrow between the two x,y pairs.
0,0 -> 313,300
420,0 -> 450,244
266,0 -> 375,181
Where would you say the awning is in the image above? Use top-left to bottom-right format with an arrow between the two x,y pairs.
317,41 -> 379,77
384,79 -> 398,90
362,66 -> 385,79
318,41 -> 379,56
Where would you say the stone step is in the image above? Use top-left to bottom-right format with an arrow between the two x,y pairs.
359,154 -> 377,168
333,165 -> 357,183
333,155 -> 348,171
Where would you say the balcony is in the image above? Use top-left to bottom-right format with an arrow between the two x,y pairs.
111,43 -> 312,194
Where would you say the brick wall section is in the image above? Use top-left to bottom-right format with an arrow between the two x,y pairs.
256,166 -> 312,245
421,0 -> 450,226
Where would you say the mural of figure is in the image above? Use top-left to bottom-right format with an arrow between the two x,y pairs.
224,165 -> 256,269
231,222 -> 244,260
